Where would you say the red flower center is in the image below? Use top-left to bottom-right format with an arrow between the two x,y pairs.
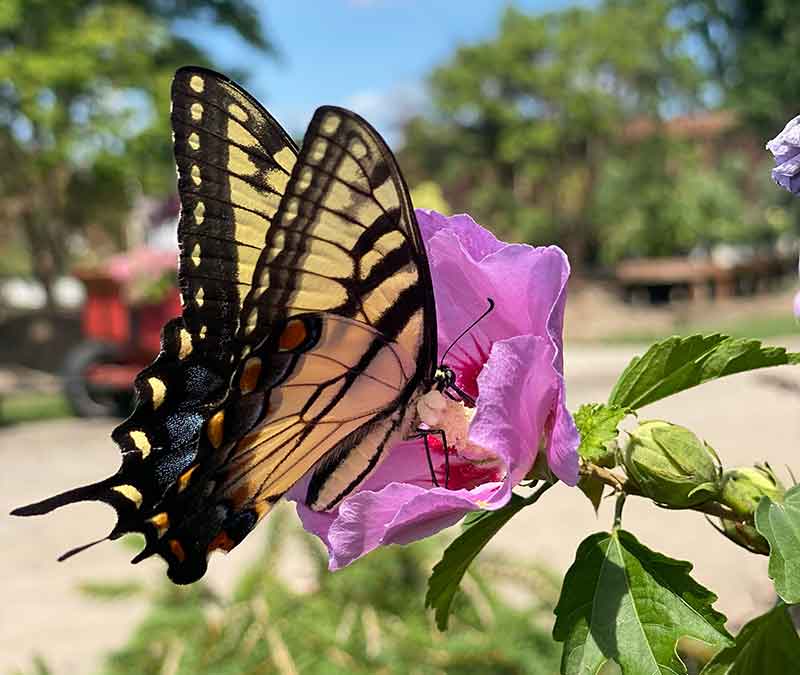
426,434 -> 503,491
445,335 -> 490,405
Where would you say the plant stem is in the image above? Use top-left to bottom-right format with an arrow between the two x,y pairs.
613,493 -> 626,528
580,461 -> 750,523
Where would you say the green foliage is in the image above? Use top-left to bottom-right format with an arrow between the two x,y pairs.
553,530 -> 731,675
78,580 -> 145,600
102,524 -> 561,675
0,391 -> 71,426
677,0 -> 800,130
401,1 -> 705,270
426,494 -> 529,630
592,146 -> 785,264
574,403 -> 629,510
755,485 -> 800,603
0,0 -> 271,302
608,334 -> 800,410
574,403 -> 628,467
700,603 -> 800,675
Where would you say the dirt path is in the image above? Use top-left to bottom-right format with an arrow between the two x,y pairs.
3,339 -> 799,673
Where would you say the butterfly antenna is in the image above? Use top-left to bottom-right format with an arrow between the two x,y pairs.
439,298 -> 495,366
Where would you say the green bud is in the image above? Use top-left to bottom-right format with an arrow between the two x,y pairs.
719,464 -> 785,518
718,519 -> 770,555
623,420 -> 721,508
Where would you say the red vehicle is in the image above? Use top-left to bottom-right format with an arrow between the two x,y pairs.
63,248 -> 180,417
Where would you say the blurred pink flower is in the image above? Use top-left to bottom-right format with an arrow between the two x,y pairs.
106,246 -> 177,305
107,246 -> 176,283
288,210 -> 579,569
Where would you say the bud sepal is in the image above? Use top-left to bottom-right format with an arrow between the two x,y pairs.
623,420 -> 722,509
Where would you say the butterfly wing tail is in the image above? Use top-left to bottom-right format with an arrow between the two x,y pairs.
10,475 -> 132,564
10,476 -> 118,517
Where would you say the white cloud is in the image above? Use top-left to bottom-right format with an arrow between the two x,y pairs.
343,82 -> 429,147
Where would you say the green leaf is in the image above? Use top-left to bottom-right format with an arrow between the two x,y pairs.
755,485 -> 800,603
426,494 -> 528,630
578,475 -> 605,513
553,530 -> 731,675
608,334 -> 799,410
574,403 -> 628,466
700,603 -> 800,675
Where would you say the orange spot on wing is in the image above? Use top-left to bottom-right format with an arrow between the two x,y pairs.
239,357 -> 262,394
207,410 -> 225,448
177,465 -> 198,493
168,539 -> 186,562
279,319 -> 307,351
207,530 -> 236,553
148,512 -> 169,537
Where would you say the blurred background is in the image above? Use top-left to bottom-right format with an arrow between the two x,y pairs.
2,1 -> 799,673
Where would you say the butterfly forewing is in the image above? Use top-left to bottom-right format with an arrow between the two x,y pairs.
172,66 -> 299,354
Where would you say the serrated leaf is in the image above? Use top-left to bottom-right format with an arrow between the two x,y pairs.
700,603 -> 800,674
755,485 -> 800,603
575,403 -> 628,466
608,334 -> 799,410
553,530 -> 731,675
426,494 -> 528,630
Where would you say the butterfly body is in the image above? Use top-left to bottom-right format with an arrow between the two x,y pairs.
13,67 -> 444,583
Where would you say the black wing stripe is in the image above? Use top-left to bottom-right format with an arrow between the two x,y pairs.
172,117 -> 293,177
173,150 -> 287,201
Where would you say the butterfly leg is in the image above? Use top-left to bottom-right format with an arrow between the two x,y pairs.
414,428 -> 450,489
420,432 -> 440,488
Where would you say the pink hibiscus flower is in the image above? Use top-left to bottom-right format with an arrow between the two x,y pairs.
287,210 -> 579,569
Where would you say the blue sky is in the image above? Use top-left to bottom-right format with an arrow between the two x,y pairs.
178,1 -> 590,143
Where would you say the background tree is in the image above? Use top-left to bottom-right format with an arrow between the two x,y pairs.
677,0 -> 800,130
0,0 -> 272,307
401,0 -> 705,274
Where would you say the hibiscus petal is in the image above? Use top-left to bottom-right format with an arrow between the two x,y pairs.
546,381 -> 581,485
470,335 -> 560,483
326,484 -> 479,569
767,115 -> 800,195
416,209 -> 504,261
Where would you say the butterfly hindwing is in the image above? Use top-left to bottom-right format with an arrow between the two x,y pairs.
134,312 -> 419,582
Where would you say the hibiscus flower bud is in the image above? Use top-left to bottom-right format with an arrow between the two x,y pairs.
623,421 -> 721,508
719,464 -> 785,518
